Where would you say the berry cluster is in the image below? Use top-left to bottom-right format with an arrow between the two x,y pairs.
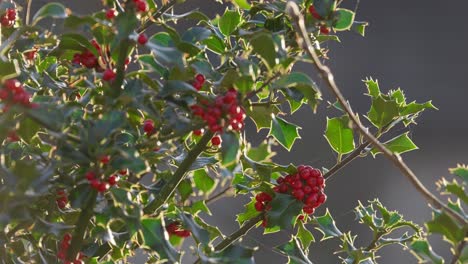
72,49 -> 100,70
254,192 -> 273,227
0,79 -> 36,112
56,190 -> 68,209
85,158 -> 124,193
192,74 -> 206,91
191,88 -> 246,134
105,9 -> 118,20
274,165 -> 326,215
57,233 -> 85,263
6,130 -> 20,142
143,119 -> 155,136
166,222 -> 191,238
1,8 -> 16,27
308,5 -> 330,34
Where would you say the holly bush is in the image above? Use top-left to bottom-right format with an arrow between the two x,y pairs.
0,0 -> 466,263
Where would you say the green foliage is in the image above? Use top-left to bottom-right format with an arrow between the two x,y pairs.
325,115 -> 355,154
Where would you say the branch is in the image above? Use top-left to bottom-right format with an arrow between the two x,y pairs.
137,0 -> 178,34
205,186 -> 233,205
110,39 -> 132,95
285,1 -> 467,225
244,72 -> 282,103
67,191 -> 97,261
144,131 -> 214,214
451,233 -> 467,264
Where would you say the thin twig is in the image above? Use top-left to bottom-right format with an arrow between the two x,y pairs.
25,0 -> 32,25
244,72 -> 282,102
206,186 -> 233,205
285,1 -> 466,225
450,233 -> 467,264
137,0 -> 178,33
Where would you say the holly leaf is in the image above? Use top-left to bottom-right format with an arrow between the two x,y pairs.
334,9 -> 355,31
275,237 -> 313,264
266,193 -> 303,230
237,199 -> 260,225
426,209 -> 465,245
324,115 -> 355,155
179,213 -> 210,245
219,9 -> 242,36
269,116 -> 301,151
314,209 -> 342,240
32,2 -> 68,25
371,133 -> 418,157
221,132 -> 240,166
409,239 -> 444,264
367,95 -> 399,129
193,169 -> 216,194
141,218 -> 181,262
296,221 -> 315,250
449,164 -> 468,183
245,105 -> 280,131
250,33 -> 277,70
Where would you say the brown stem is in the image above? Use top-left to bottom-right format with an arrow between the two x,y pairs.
137,0 -> 178,33
285,1 -> 466,225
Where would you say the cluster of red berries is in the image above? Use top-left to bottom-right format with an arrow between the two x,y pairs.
274,165 -> 326,215
192,73 -> 206,91
72,49 -> 100,70
0,79 -> 36,112
308,5 -> 330,34
143,119 -> 155,136
57,233 -> 85,263
166,222 -> 191,238
1,8 -> 16,27
6,130 -> 20,142
191,88 -> 246,135
56,190 -> 69,209
254,192 -> 273,227
85,157 -> 126,193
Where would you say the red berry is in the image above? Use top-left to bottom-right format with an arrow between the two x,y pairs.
311,168 -> 322,178
85,171 -> 96,181
306,177 -> 317,187
254,201 -> 265,211
305,194 -> 318,206
106,9 -> 117,19
6,9 -> 16,20
320,26 -> 330,35
193,81 -> 203,90
90,179 -> 100,190
25,50 -> 37,61
97,182 -> 108,193
4,79 -> 20,91
57,200 -> 67,209
0,89 -> 8,100
57,251 -> 66,260
195,74 -> 205,84
193,129 -> 203,136
137,33 -> 148,45
260,192 -> 272,202
103,69 -> 116,82
100,155 -> 110,164
303,206 -> 315,215
119,169 -> 127,175
292,189 -> 305,200
143,119 -> 155,134
308,5 -> 322,20
261,219 -> 268,227
279,183 -> 289,193
7,131 -> 19,142
303,186 -> 312,194
211,135 -> 222,146
318,193 -> 327,204
276,177 -> 284,184
108,175 -> 117,186
317,177 -> 324,186
297,215 -> 305,222
291,180 -> 303,189
136,0 -> 148,12
63,233 -> 72,242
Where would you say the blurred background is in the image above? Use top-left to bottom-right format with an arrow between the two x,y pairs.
30,0 -> 468,263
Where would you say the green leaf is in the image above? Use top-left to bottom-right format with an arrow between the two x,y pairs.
409,239 -> 444,264
426,209 -> 465,245
245,105 -> 280,131
324,115 -> 355,154
203,35 -> 226,54
0,59 -> 20,81
275,237 -> 313,264
221,132 -> 240,166
365,78 -> 380,98
440,179 -> 468,205
250,33 -> 277,70
334,9 -> 355,31
32,3 -> 67,25
352,21 -> 369,37
449,164 -> 468,183
269,116 -> 301,151
232,0 -> 251,10
272,72 -> 321,112
400,101 -> 437,116
267,193 -> 303,230
177,179 -> 193,202
296,221 -> 314,250
314,209 -> 342,240
179,213 -> 210,245
202,244 -> 255,264
141,218 -> 181,262
193,169 -> 216,194
371,133 -> 418,156
237,199 -> 260,225
367,95 -> 399,129
219,9 -> 242,36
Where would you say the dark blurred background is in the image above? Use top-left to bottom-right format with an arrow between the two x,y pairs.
31,0 -> 468,263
